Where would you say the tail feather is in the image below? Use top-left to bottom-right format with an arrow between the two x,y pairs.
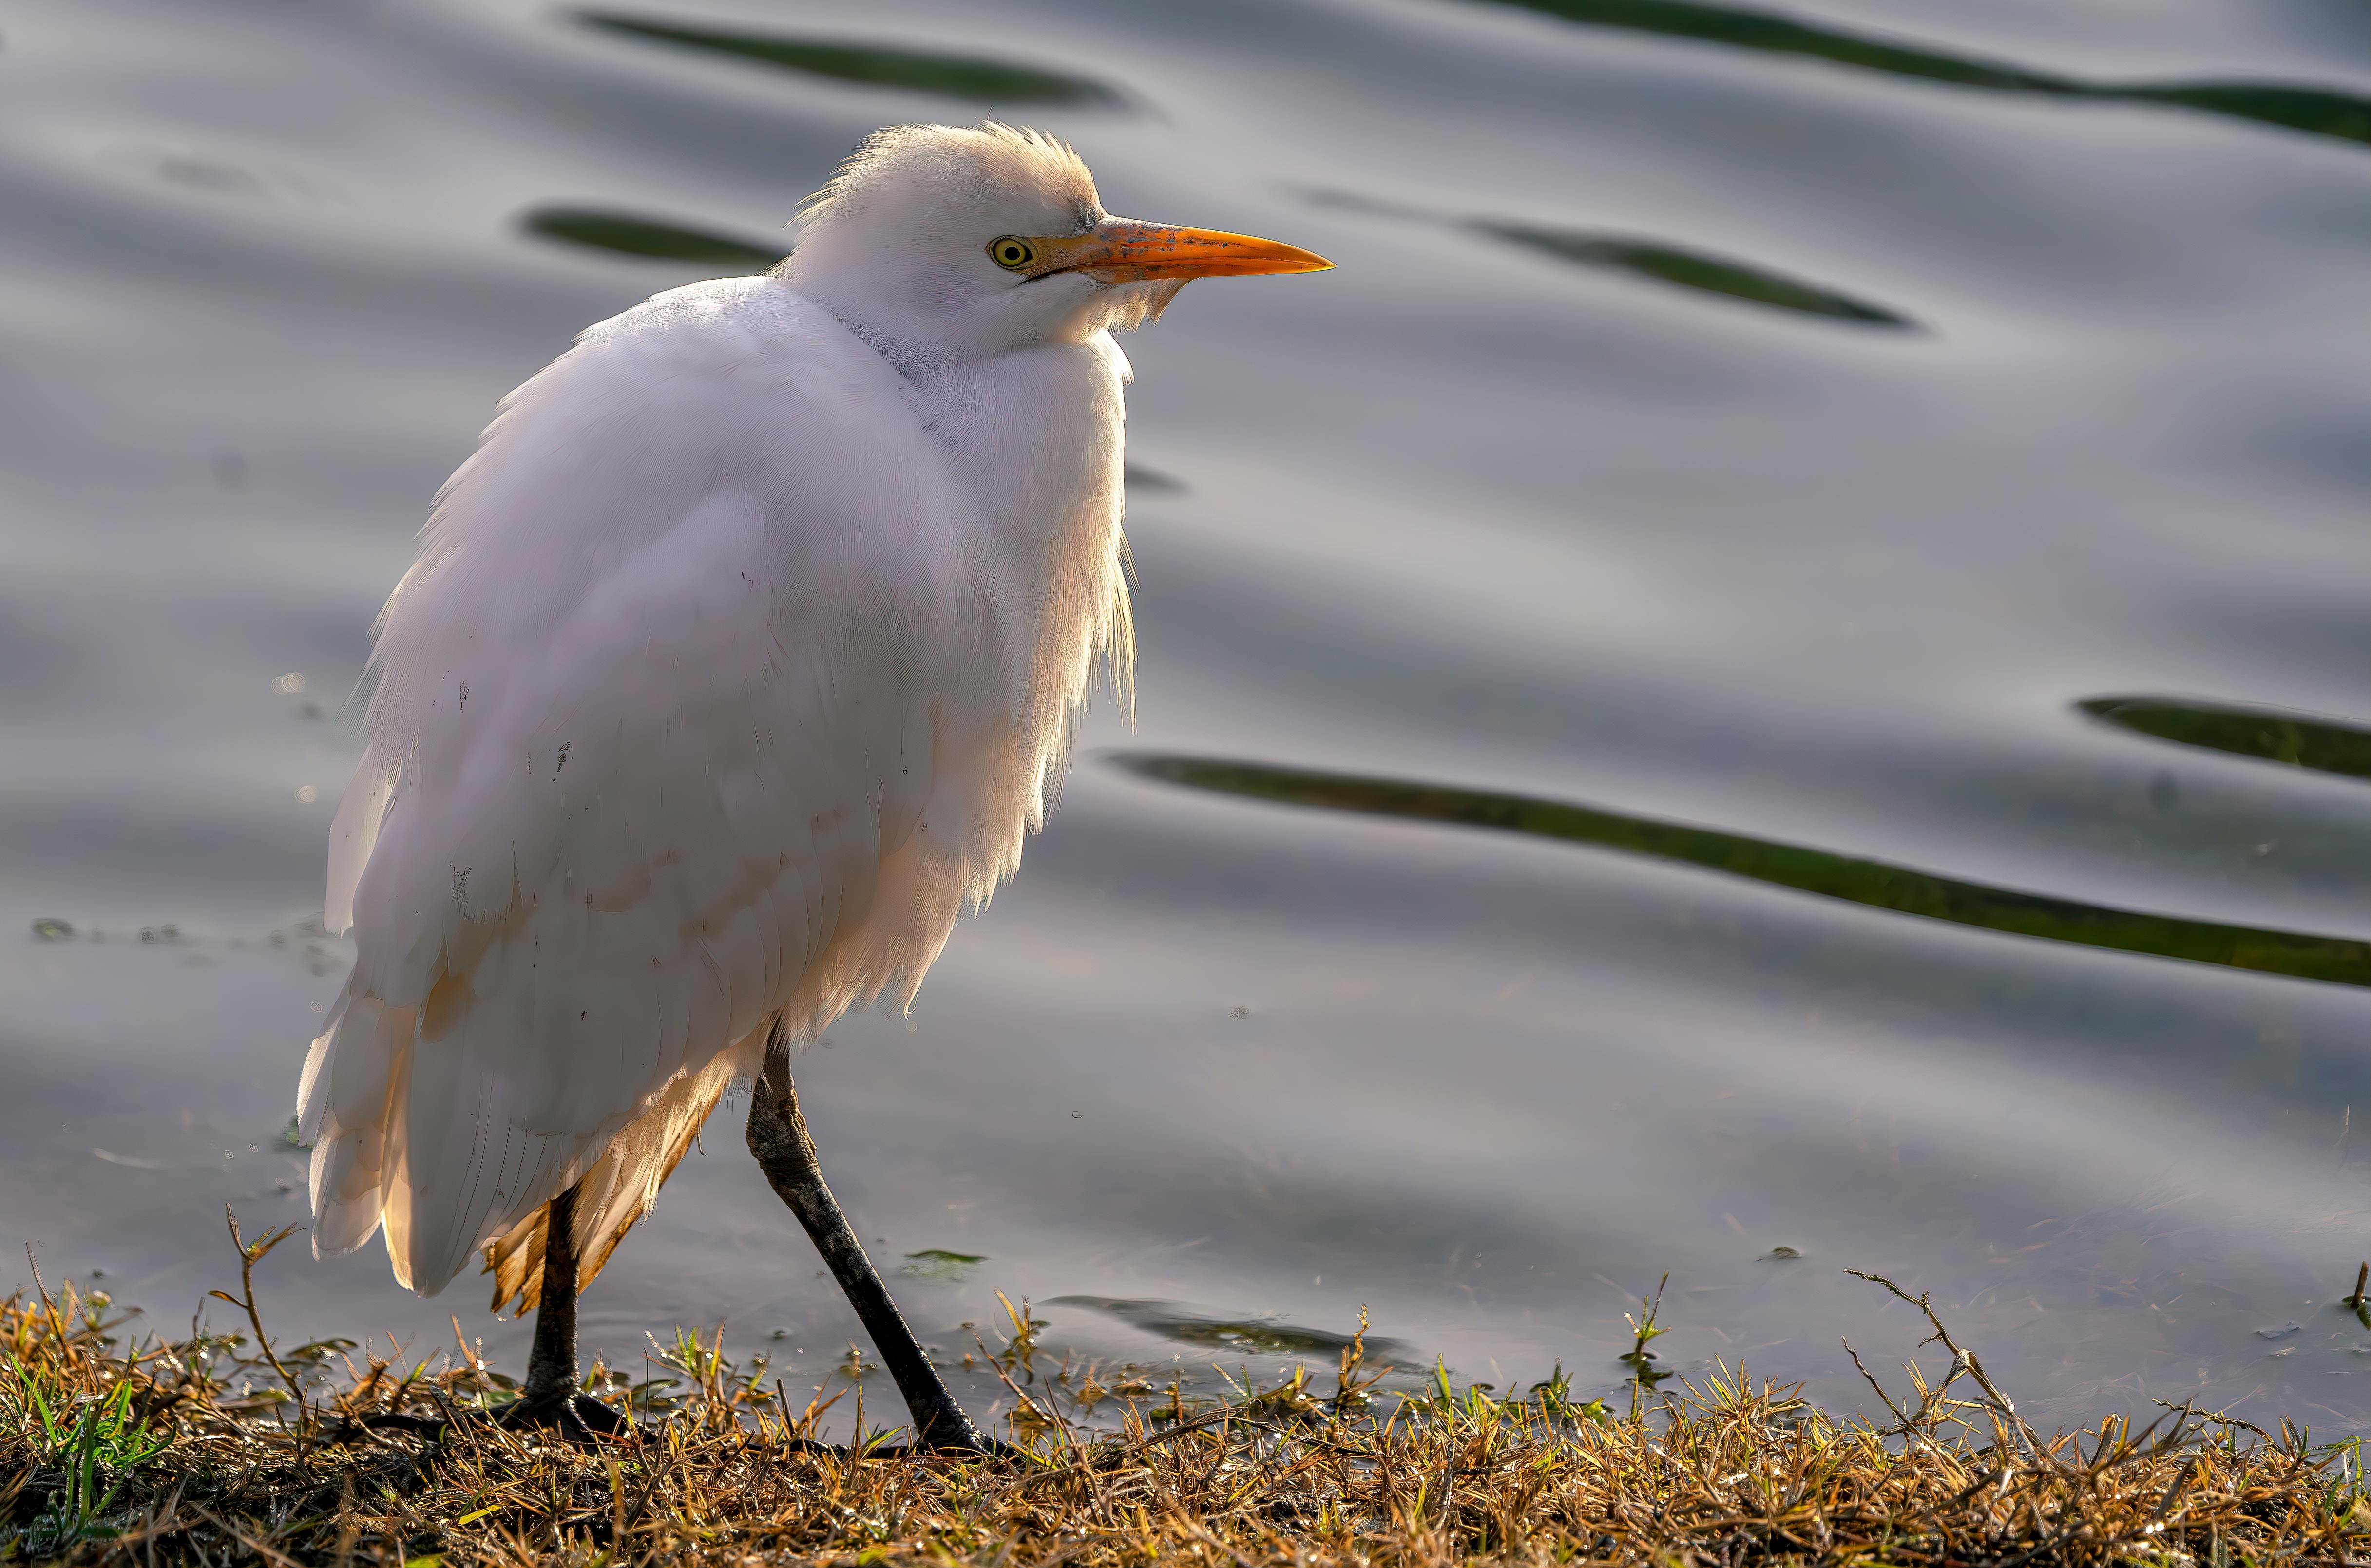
303,982 -> 753,1302
483,1048 -> 742,1314
304,996 -> 411,1260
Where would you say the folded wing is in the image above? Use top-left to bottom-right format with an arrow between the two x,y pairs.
301,279 -> 969,1296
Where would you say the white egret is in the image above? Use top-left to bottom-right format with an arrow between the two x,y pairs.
298,123 -> 1328,1446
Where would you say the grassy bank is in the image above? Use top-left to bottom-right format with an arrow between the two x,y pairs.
2,1234 -> 2362,1564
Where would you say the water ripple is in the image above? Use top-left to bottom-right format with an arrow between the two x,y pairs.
1454,0 -> 2371,147
1473,222 -> 1914,327
1308,190 -> 1916,327
521,206 -> 788,270
2080,697 -> 2371,782
576,12 -> 1128,107
1114,751 -> 2371,989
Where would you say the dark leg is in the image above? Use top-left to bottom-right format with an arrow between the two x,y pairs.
522,1181 -> 583,1401
746,1027 -> 990,1453
495,1179 -> 628,1440
335,1181 -> 633,1446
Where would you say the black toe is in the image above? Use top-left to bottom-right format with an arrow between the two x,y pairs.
489,1391 -> 635,1444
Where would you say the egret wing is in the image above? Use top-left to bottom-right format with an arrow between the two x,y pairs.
303,279 -> 962,1295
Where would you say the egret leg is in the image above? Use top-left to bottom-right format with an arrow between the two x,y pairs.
746,1027 -> 989,1453
521,1181 -> 585,1399
494,1180 -> 629,1440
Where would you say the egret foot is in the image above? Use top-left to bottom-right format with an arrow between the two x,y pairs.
746,1024 -> 993,1455
490,1390 -> 633,1444
329,1395 -> 634,1448
465,1179 -> 638,1446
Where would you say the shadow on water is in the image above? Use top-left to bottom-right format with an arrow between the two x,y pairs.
522,206 -> 788,270
1050,1297 -> 1415,1362
2080,696 -> 2371,782
575,11 -> 1128,107
1110,752 -> 2371,989
1452,0 -> 2371,148
1308,190 -> 1916,328
1123,464 -> 1189,494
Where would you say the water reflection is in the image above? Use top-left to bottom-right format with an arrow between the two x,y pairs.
1308,191 -> 1915,327
1050,1297 -> 1414,1362
2080,697 -> 2371,782
1113,753 -> 2371,989
521,206 -> 788,270
576,12 -> 1128,107
1458,0 -> 2371,147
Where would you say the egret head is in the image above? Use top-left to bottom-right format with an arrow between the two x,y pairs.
779,122 -> 1328,365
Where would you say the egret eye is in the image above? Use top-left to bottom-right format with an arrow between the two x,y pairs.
988,236 -> 1037,271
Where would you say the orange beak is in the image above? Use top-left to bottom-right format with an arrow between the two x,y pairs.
1021,218 -> 1331,283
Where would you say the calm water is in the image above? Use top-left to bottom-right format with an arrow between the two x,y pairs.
4,0 -> 2367,1434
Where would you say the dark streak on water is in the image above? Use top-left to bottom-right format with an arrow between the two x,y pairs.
1050,1297 -> 1415,1362
1457,0 -> 2371,146
1472,222 -> 1915,327
1113,752 -> 2371,989
2080,696 -> 2371,782
1306,190 -> 1914,327
1121,464 -> 1187,493
522,207 -> 790,270
576,11 -> 1128,107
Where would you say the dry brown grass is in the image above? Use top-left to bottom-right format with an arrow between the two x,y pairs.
2,1229 -> 2363,1566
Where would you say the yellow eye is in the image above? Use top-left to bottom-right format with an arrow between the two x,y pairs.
988,236 -> 1037,271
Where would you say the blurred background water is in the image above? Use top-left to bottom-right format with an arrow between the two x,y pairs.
2,0 -> 2367,1433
